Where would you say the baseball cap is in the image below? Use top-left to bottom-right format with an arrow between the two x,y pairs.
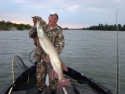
32,16 -> 42,20
50,13 -> 58,19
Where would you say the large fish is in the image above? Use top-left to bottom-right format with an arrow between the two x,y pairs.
36,19 -> 71,89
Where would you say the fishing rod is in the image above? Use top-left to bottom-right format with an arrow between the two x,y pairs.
29,49 -> 36,65
116,10 -> 119,94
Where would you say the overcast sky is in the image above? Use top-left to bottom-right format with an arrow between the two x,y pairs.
0,0 -> 125,28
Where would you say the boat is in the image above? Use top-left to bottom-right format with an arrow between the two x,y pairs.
0,51 -> 113,94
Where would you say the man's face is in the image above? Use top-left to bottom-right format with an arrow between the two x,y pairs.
48,15 -> 58,26
33,17 -> 37,24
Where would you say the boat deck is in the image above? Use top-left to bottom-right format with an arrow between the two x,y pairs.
12,74 -> 98,94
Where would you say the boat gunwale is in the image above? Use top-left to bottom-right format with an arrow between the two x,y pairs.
0,65 -> 113,94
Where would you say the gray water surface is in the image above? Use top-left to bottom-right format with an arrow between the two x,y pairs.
0,30 -> 125,94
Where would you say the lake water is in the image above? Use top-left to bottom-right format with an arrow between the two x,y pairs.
0,30 -> 125,94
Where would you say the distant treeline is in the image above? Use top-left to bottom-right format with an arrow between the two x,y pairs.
0,20 -> 32,31
85,24 -> 125,31
63,23 -> 125,31
1,20 -> 125,31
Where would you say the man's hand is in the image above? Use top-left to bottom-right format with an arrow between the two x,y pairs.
45,55 -> 50,62
62,63 -> 68,72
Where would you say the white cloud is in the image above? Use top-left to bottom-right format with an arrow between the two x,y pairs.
68,5 -> 81,12
111,0 -> 125,4
10,0 -> 28,3
85,7 -> 107,12
48,0 -> 63,4
114,0 -> 122,2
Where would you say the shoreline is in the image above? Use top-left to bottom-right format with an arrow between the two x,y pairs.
0,27 -> 30,31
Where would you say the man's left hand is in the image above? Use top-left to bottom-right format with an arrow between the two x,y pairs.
63,63 -> 68,72
45,55 -> 50,62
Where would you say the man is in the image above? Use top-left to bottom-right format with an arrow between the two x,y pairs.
29,13 -> 67,94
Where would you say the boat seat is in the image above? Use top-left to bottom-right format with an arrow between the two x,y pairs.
12,90 -> 28,94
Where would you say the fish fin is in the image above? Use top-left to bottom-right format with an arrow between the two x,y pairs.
52,69 -> 57,78
57,78 -> 71,90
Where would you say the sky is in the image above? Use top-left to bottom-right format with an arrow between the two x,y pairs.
0,0 -> 125,28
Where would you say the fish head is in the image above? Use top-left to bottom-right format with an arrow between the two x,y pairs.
36,19 -> 41,29
36,19 -> 46,38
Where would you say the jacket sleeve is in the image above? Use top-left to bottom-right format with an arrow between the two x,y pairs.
29,26 -> 37,38
54,28 -> 65,54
